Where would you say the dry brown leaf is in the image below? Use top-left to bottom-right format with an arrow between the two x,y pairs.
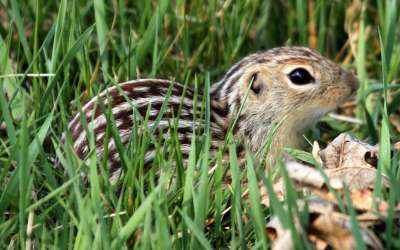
286,159 -> 326,188
319,133 -> 379,169
394,141 -> 400,152
297,192 -> 388,220
326,166 -> 390,190
260,179 -> 284,207
312,141 -> 323,166
311,187 -> 388,212
357,208 -> 400,227
283,159 -> 389,211
297,196 -> 338,214
311,213 -> 355,249
266,215 -> 286,241
308,234 -> 329,250
350,189 -> 388,211
266,215 -> 302,250
263,133 -> 394,250
270,230 -> 294,250
285,159 -> 343,190
357,212 -> 382,227
267,198 -> 384,250
311,211 -> 384,250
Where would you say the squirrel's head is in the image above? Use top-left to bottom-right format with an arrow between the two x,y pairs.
210,47 -> 359,160
212,47 -> 359,132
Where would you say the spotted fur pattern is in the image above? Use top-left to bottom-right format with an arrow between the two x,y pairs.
68,47 -> 359,189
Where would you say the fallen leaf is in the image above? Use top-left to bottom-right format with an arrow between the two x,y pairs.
319,133 -> 379,169
394,141 -> 400,152
266,215 -> 286,241
267,197 -> 384,250
297,196 -> 338,214
313,141 -> 323,166
283,160 -> 389,211
326,166 -> 390,190
260,179 -> 284,207
270,229 -> 294,250
285,158 -> 342,190
357,208 -> 400,227
311,188 -> 388,212
266,213 -> 306,250
350,189 -> 388,211
311,211 -> 384,250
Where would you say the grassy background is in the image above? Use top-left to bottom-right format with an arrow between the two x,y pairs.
0,0 -> 399,249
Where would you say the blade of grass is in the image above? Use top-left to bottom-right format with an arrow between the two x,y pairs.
0,78 -> 17,148
278,158 -> 309,250
49,0 -> 67,75
192,73 -> 211,248
343,185 -> 367,250
9,0 -> 32,63
384,178 -> 396,249
378,29 -> 391,176
178,209 -> 213,250
384,0 -> 396,69
18,96 -> 28,249
136,0 -> 168,65
281,148 -> 316,165
110,180 -> 164,249
0,85 -> 60,215
88,99 -> 111,248
24,174 -> 79,214
128,30 -> 137,79
94,0 -> 109,73
243,138 -> 268,248
228,132 -> 246,250
38,24 -> 95,118
182,135 -> 197,245
214,147 -> 224,249
356,1 -> 367,122
296,0 -> 306,45
0,24 -> 23,116
364,108 -> 379,145
148,7 -> 159,78
231,0 -> 258,59
259,169 -> 287,228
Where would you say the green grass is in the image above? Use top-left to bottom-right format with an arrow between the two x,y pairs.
0,0 -> 400,249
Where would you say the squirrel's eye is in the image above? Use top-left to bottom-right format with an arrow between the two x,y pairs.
289,68 -> 314,85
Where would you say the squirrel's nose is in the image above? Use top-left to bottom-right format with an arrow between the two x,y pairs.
343,71 -> 360,94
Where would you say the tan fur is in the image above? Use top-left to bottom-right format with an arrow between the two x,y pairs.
68,46 -> 359,190
210,47 -> 359,170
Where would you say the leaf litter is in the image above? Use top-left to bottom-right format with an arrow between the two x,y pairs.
263,133 -> 400,250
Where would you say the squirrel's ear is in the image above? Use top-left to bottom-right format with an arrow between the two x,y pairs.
245,72 -> 267,98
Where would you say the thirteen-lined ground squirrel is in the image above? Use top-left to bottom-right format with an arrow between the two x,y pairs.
68,47 -> 359,188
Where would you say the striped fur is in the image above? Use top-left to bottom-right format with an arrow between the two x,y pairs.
68,47 -> 359,189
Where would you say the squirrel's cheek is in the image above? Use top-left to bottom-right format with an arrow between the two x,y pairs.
323,87 -> 352,108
